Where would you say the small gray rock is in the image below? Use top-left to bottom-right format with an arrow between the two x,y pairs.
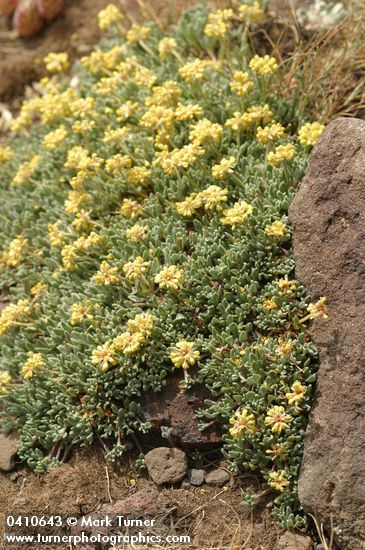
145,447 -> 187,485
205,468 -> 230,487
188,468 -> 205,486
278,531 -> 313,550
181,479 -> 192,490
0,432 -> 19,472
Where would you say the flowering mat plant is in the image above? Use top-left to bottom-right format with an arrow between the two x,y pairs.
0,1 -> 328,529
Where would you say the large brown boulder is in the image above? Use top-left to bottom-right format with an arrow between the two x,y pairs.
289,117 -> 365,549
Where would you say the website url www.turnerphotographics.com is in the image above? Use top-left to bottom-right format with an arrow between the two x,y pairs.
3,515 -> 191,546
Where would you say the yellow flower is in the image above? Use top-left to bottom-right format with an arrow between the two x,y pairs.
170,340 -> 200,369
239,1 -> 265,24
266,443 -> 287,461
44,52 -> 69,73
175,193 -> 203,217
48,221 -> 65,247
199,185 -> 228,211
43,125 -> 67,150
229,409 -> 256,437
286,381 -> 307,405
189,119 -> 223,146
264,221 -> 288,237
220,201 -> 253,228
127,24 -> 151,44
307,297 -> 328,320
92,261 -> 120,285
11,155 -> 40,186
0,372 -> 11,394
72,211 -> 94,233
0,299 -> 30,335
249,54 -> 278,75
277,276 -> 296,295
268,470 -> 290,492
1,236 -> 27,268
158,37 -> 178,59
120,199 -> 143,219
204,9 -> 233,38
175,102 -> 203,121
22,352 -> 45,380
155,265 -> 184,290
98,4 -> 123,30
123,257 -> 150,281
30,282 -> 47,298
230,71 -> 254,97
91,342 -> 117,372
103,127 -> 129,144
145,81 -> 181,108
179,59 -> 214,83
70,301 -> 94,325
263,298 -> 277,310
125,224 -> 147,242
267,144 -> 296,166
298,122 -> 325,146
128,166 -> 151,187
113,331 -> 144,354
257,122 -> 285,144
265,406 -> 292,433
105,154 -> 132,176
276,338 -> 294,357
0,145 -> 12,164
154,144 -> 205,174
211,157 -> 236,179
127,312 -> 153,337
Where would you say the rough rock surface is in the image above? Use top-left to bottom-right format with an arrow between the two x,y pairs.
0,432 -> 19,472
278,531 -> 313,550
289,117 -> 365,549
205,468 -> 230,487
188,468 -> 206,486
142,376 -> 222,449
145,447 -> 187,485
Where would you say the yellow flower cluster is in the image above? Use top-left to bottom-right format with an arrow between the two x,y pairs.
229,409 -> 256,437
298,122 -> 325,146
220,201 -> 253,228
123,256 -> 150,281
0,145 -> 12,164
249,54 -> 278,75
92,261 -> 120,285
0,236 -> 28,268
44,52 -> 69,73
189,119 -> 223,146
264,220 -> 288,237
127,24 -> 150,44
128,166 -> 151,187
125,224 -> 148,242
145,80 -> 181,108
265,405 -> 292,433
158,37 -> 177,59
212,156 -> 236,179
91,312 -> 154,371
11,155 -> 40,186
154,143 -> 205,175
226,104 -> 273,132
179,59 -> 215,83
307,297 -> 328,320
268,470 -> 290,492
170,340 -> 200,369
239,1 -> 265,24
30,282 -> 47,298
286,381 -> 307,405
105,154 -> 132,176
257,122 -> 285,144
267,143 -> 296,166
230,71 -> 254,97
155,265 -> 184,290
48,221 -> 65,248
98,3 -> 123,30
43,125 -> 68,150
176,185 -> 228,216
0,372 -> 11,395
204,8 -> 233,38
22,352 -> 45,380
70,300 -> 94,325
0,299 -> 31,336
120,199 -> 143,218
